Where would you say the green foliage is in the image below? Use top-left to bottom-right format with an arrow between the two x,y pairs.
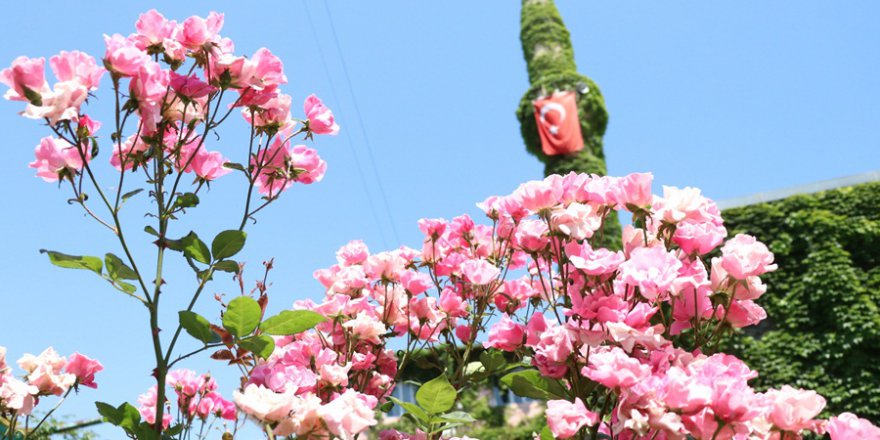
259,310 -> 326,335
221,296 -> 262,338
723,182 -> 880,422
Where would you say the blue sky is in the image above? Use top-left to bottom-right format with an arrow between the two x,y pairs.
0,1 -> 877,437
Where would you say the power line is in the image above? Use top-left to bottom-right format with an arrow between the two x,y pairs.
321,2 -> 401,244
303,0 -> 390,249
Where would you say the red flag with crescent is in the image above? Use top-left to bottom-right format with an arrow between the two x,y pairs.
533,91 -> 584,156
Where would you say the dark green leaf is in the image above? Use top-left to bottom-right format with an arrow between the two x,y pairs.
222,296 -> 261,338
415,374 -> 456,415
480,349 -> 506,372
211,230 -> 246,260
213,260 -> 240,273
180,232 -> 210,264
259,310 -> 325,335
500,369 -> 568,400
173,193 -> 200,210
105,253 -> 138,280
41,250 -> 102,275
223,162 -> 246,172
179,311 -> 219,344
144,225 -> 159,237
239,335 -> 275,359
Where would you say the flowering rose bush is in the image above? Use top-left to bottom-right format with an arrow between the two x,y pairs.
3,8 -> 879,440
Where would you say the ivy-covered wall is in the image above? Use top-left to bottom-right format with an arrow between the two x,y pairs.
723,181 -> 880,422
517,0 -> 620,246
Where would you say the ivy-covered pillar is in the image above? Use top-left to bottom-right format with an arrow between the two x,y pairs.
516,0 -> 620,245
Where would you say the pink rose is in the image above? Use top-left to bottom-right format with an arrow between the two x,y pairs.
582,346 -> 650,389
190,148 -> 231,181
304,94 -> 339,135
673,220 -> 727,256
134,9 -> 177,49
170,72 -> 215,99
486,315 -> 525,352
513,219 -> 550,253
103,34 -> 150,77
617,172 -> 653,209
233,383 -> 295,422
826,412 -> 880,440
546,398 -> 599,439
719,234 -> 777,279
0,56 -> 47,103
178,12 -> 224,50
319,389 -> 377,438
460,258 -> 500,285
50,50 -> 104,91
290,145 -> 327,184
765,385 -> 825,433
0,376 -> 38,415
64,353 -> 103,389
514,179 -> 562,212
618,246 -> 682,301
29,136 -> 86,182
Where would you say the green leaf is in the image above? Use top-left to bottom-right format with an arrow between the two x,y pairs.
180,232 -> 211,264
500,369 -> 568,400
378,401 -> 394,413
213,260 -> 240,273
223,162 -> 246,172
260,310 -> 326,335
438,411 -> 476,423
105,253 -> 138,280
173,192 -> 200,210
239,335 -> 275,359
121,188 -> 144,202
211,230 -> 246,260
540,426 -> 554,440
222,296 -> 262,338
415,374 -> 456,415
95,402 -> 121,425
111,280 -> 137,294
480,349 -> 506,372
179,311 -> 219,344
96,401 -> 140,433
41,250 -> 102,275
389,397 -> 430,424
144,225 -> 159,237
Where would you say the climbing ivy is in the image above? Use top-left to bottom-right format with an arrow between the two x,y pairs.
723,182 -> 880,422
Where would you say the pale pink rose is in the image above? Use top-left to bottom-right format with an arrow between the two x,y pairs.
569,247 -> 625,277
546,398 -> 599,439
575,174 -> 619,207
18,348 -> 75,396
170,71 -> 215,99
460,258 -> 500,285
290,145 -> 327,184
20,80 -> 90,124
247,92 -> 292,128
514,219 -> 550,253
582,346 -> 650,389
0,56 -> 47,103
29,136 -> 86,182
525,312 -> 547,346
336,240 -> 370,266
190,148 -> 231,181
319,389 -> 377,439
533,324 -> 573,379
103,34 -> 149,77
719,234 -> 777,279
417,218 -> 448,239
233,383 -> 295,422
514,179 -> 562,212
64,353 -> 103,389
0,376 -> 38,415
550,202 -> 601,240
343,312 -> 386,344
319,363 -> 352,387
439,288 -> 468,317
399,270 -> 432,295
709,257 -> 767,300
826,412 -> 880,440
618,246 -> 682,300
237,48 -> 287,90
660,366 -> 712,413
178,12 -> 224,50
486,315 -> 525,352
304,94 -> 339,135
617,172 -> 654,209
276,394 -> 325,437
653,185 -> 720,225
134,9 -> 177,49
49,51 -> 104,90
110,134 -> 149,171
137,385 -> 172,428
765,385 -> 825,433
673,220 -> 727,256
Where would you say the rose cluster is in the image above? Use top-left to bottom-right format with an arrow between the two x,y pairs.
136,368 -> 236,430
0,346 -> 102,417
2,9 -> 336,198
228,171 -> 879,439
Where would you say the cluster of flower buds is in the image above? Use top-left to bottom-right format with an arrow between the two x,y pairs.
136,368 -> 235,430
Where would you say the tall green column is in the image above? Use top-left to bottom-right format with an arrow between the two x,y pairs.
517,0 -> 620,246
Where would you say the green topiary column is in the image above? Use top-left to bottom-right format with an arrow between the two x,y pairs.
517,0 -> 620,246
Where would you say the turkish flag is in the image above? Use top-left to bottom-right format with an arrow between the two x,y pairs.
533,91 -> 584,156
